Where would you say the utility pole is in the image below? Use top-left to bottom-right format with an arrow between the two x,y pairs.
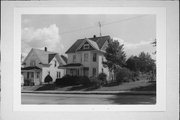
98,21 -> 102,36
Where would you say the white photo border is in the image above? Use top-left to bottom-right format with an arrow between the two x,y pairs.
13,7 -> 166,111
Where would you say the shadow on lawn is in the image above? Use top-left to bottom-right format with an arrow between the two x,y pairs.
130,81 -> 156,91
68,85 -> 98,91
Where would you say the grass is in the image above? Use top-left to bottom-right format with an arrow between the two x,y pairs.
22,74 -> 156,92
32,80 -> 155,92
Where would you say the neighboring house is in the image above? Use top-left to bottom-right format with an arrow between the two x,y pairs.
21,47 -> 66,85
60,35 -> 113,81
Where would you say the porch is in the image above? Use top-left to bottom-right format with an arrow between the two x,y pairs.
21,66 -> 42,86
59,63 -> 89,77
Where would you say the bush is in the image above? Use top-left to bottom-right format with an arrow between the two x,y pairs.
24,79 -> 34,86
78,76 -> 91,86
89,77 -> 101,88
24,79 -> 31,86
98,73 -> 107,85
44,74 -> 53,83
55,75 -> 79,86
115,67 -> 133,83
36,83 -> 55,91
55,75 -> 91,86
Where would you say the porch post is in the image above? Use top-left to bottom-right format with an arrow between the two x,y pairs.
33,71 -> 35,85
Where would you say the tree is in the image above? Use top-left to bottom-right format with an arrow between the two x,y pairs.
126,55 -> 140,72
103,40 -> 126,80
138,52 -> 156,73
126,52 -> 156,73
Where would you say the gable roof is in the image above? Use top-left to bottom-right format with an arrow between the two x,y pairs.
23,48 -> 66,65
60,55 -> 68,63
65,35 -> 111,54
33,49 -> 56,64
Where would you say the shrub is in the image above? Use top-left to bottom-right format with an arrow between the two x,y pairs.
89,76 -> 101,88
44,74 -> 53,83
36,83 -> 55,91
24,79 -> 31,86
131,71 -> 139,81
55,75 -> 91,86
115,67 -> 133,83
78,76 -> 91,86
55,75 -> 79,86
98,73 -> 107,85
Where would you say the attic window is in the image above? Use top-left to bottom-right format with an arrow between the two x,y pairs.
30,60 -> 36,66
83,44 -> 89,49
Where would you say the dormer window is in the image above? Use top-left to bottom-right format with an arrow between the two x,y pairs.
83,44 -> 90,49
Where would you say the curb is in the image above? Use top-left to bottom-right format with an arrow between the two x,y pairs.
22,91 -> 156,95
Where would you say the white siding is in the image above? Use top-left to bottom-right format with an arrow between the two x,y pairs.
67,53 -> 82,64
41,57 -> 65,83
67,51 -> 110,78
98,54 -> 111,81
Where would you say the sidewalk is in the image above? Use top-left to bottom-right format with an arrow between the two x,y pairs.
22,90 -> 156,95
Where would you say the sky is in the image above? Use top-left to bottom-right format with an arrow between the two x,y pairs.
21,14 -> 156,60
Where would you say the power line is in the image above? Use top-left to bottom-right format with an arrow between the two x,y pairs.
59,15 -> 148,35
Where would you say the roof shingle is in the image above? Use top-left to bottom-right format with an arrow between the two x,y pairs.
65,35 -> 110,53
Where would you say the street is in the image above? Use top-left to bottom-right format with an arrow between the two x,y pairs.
21,93 -> 156,104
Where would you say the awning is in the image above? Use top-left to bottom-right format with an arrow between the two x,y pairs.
21,66 -> 42,71
58,63 -> 83,69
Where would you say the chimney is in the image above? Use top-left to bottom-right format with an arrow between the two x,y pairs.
93,35 -> 96,38
44,47 -> 47,52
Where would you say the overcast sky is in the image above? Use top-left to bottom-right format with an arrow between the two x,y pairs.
21,14 -> 156,60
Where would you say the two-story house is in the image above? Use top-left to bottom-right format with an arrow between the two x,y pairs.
21,47 -> 67,85
60,35 -> 112,80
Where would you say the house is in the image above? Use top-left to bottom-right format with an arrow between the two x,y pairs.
60,35 -> 113,81
21,47 -> 66,85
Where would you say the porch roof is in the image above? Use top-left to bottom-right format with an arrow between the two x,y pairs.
59,63 -> 83,69
21,66 -> 42,71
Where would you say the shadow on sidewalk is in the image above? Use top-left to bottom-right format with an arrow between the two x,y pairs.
107,94 -> 156,104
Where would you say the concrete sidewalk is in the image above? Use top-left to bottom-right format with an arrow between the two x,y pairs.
22,90 -> 156,95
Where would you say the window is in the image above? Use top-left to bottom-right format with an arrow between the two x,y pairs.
31,72 -> 34,78
80,56 -> 82,62
27,72 -> 29,78
92,68 -> 96,76
59,72 -> 61,78
93,53 -> 97,62
57,72 -> 58,78
83,44 -> 90,49
57,72 -> 61,78
84,53 -> 88,62
54,61 -> 57,67
30,60 -> 36,66
73,55 -> 76,63
37,72 -> 39,78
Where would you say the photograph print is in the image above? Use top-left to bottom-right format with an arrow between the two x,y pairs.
21,14 -> 156,105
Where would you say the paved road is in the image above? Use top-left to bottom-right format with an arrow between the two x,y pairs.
22,93 -> 156,104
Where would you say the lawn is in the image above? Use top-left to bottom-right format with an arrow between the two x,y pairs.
22,79 -> 156,92
31,80 -> 155,92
